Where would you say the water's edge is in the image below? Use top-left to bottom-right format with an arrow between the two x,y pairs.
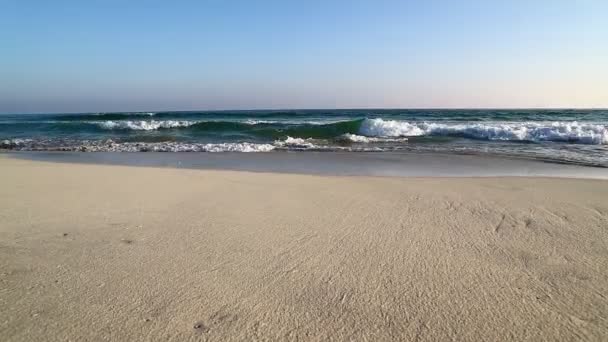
7,151 -> 608,179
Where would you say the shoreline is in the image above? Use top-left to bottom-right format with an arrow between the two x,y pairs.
6,151 -> 608,179
1,155 -> 607,341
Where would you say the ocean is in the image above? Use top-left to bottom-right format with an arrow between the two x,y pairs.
1,109 -> 607,167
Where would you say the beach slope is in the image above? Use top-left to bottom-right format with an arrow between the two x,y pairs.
1,155 -> 607,341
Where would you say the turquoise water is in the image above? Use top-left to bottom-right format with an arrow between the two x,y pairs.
1,109 -> 607,166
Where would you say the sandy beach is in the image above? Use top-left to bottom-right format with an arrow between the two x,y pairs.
1,154 -> 607,341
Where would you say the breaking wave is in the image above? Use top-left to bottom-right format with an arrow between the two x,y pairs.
360,119 -> 608,145
93,118 -> 608,145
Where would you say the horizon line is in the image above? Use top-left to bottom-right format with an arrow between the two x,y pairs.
3,107 -> 608,115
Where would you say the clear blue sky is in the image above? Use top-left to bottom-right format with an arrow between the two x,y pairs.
1,0 -> 607,113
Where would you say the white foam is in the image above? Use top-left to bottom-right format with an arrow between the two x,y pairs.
244,119 -> 347,125
244,119 -> 276,125
194,142 -> 275,152
89,141 -> 275,152
360,119 -> 426,137
273,136 -> 318,148
339,133 -> 408,143
96,120 -> 196,130
1,138 -> 33,148
359,118 -> 608,144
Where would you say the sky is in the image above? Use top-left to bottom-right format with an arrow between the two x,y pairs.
1,0 -> 607,113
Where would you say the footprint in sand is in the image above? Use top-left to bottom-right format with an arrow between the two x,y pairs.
193,321 -> 209,333
192,311 -> 237,334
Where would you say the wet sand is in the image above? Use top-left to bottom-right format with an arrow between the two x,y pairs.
1,154 -> 607,341
11,150 -> 608,178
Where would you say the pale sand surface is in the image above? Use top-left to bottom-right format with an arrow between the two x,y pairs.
1,155 -> 607,341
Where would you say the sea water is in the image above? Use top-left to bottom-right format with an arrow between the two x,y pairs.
1,109 -> 607,167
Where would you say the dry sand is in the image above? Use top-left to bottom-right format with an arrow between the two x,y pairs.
1,155 -> 607,341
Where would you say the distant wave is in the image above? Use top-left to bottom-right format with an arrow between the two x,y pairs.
52,110 -> 349,121
47,109 -> 608,123
243,119 -> 347,125
55,112 -> 157,121
95,120 -> 196,130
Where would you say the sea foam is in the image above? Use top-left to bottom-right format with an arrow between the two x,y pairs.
339,133 -> 409,143
111,142 -> 276,152
96,120 -> 196,130
273,136 -> 318,148
0,139 -> 275,152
